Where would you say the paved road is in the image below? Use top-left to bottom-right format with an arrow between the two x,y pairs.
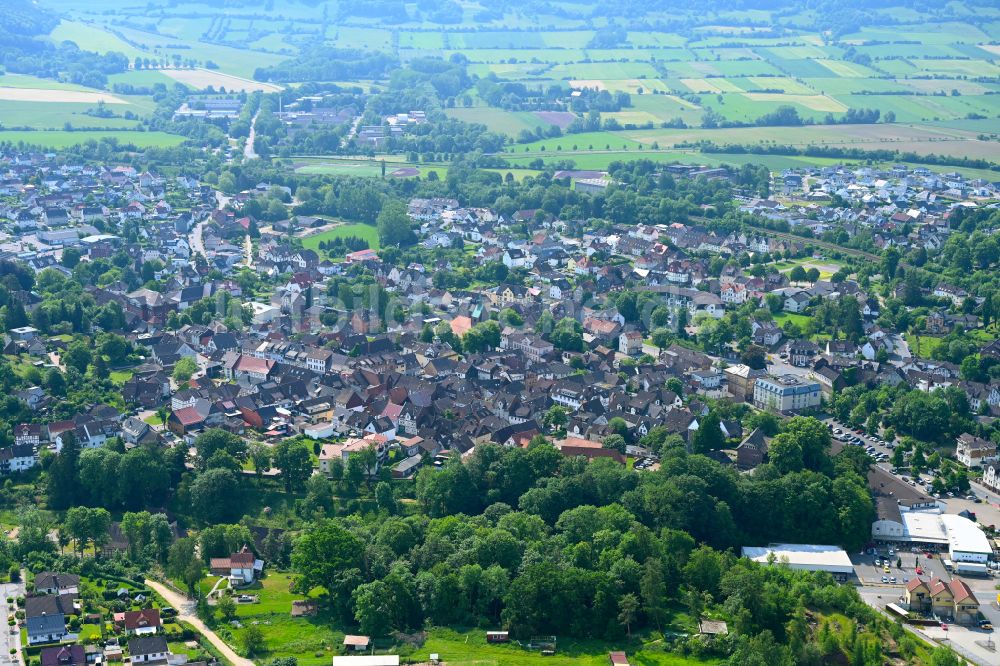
145,579 -> 253,666
243,235 -> 253,268
0,578 -> 25,666
244,111 -> 259,160
190,191 -> 231,259
190,219 -> 208,259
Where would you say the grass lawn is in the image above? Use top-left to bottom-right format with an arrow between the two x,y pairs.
300,224 -> 380,252
905,334 -> 945,359
144,414 -> 166,426
78,624 -> 103,642
773,312 -> 813,329
5,354 -> 44,380
228,572 -> 338,666
771,257 -> 844,280
411,627 -> 720,666
201,575 -> 224,597
110,370 -> 133,385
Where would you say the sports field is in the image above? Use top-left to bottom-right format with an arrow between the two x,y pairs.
300,223 -> 380,252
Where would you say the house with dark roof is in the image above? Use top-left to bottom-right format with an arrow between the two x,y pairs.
128,635 -> 169,663
734,428 -> 767,470
34,572 -> 80,596
40,645 -> 85,666
25,595 -> 72,645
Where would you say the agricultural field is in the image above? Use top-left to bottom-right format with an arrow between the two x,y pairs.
159,68 -> 283,93
0,130 -> 186,149
32,1 -> 1000,167
504,149 -> 1000,182
508,122 -> 1000,161
445,107 -> 563,134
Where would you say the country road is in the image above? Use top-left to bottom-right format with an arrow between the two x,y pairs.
145,579 -> 254,666
244,110 -> 260,160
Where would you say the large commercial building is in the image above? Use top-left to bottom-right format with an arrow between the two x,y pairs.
869,467 -> 993,563
741,543 -> 854,576
752,374 -> 821,412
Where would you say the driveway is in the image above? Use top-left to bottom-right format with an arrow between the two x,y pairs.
145,579 -> 253,666
0,577 -> 26,666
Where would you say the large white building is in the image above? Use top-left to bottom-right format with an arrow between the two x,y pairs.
872,506 -> 992,564
753,374 -> 822,412
741,544 -> 854,576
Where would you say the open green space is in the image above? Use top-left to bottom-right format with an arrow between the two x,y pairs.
227,572 -> 339,666
905,334 -> 945,359
0,101 -> 142,130
0,130 -> 186,149
773,312 -> 813,330
506,120 -> 1000,161
414,627 -> 720,666
445,107 -> 557,135
300,223 -> 380,252
109,370 -> 134,385
227,575 -> 718,666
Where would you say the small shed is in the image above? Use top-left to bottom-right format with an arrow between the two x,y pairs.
698,620 -> 729,636
485,630 -> 509,643
609,652 -> 630,666
343,635 -> 371,652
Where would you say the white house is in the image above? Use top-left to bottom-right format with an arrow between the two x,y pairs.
956,433 -> 997,468
783,291 -> 810,313
210,546 -> 263,586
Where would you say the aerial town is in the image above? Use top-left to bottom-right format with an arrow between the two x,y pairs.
3,0 -> 1000,665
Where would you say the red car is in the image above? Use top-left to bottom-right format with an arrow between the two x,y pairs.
924,552 -> 934,559
941,623 -> 948,631
915,567 -> 923,575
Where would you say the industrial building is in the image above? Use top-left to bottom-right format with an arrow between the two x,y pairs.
741,543 -> 854,577
869,467 -> 993,563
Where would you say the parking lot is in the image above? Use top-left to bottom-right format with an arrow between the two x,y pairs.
920,621 -> 998,665
0,579 -> 24,666
825,418 -> 989,504
852,546 -> 952,587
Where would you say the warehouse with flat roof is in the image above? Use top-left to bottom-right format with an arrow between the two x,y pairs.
940,513 -> 993,563
741,543 -> 854,576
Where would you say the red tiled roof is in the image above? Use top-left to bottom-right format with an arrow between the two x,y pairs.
948,578 -> 977,604
450,316 -> 473,337
116,609 -> 160,630
230,551 -> 254,567
380,403 -> 403,421
236,356 -> 276,375
927,577 -> 949,596
172,406 -> 205,426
